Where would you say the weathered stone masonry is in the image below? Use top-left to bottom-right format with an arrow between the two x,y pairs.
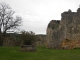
46,8 -> 80,49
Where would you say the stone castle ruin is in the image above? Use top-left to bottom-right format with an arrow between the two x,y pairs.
46,8 -> 80,49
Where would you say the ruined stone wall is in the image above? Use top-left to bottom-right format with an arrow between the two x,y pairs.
46,8 -> 80,49
46,20 -> 61,48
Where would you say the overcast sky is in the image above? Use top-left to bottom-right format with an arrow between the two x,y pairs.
0,0 -> 80,34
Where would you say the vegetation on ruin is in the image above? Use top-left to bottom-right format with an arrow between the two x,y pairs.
52,24 -> 59,29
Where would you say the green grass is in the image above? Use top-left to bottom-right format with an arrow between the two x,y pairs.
0,46 -> 80,60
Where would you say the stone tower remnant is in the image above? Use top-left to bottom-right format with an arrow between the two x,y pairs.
46,8 -> 80,49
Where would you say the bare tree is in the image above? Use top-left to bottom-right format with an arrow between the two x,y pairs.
0,2 -> 22,46
0,2 -> 22,34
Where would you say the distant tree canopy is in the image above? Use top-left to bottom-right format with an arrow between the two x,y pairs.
20,31 -> 37,45
0,2 -> 22,34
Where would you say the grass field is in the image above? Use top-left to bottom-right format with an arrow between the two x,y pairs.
0,46 -> 80,60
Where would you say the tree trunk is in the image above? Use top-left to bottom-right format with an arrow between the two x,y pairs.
0,28 -> 3,46
0,28 -> 6,46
